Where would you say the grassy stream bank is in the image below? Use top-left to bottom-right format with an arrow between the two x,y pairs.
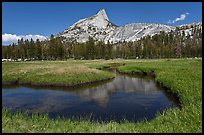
2,59 -> 202,133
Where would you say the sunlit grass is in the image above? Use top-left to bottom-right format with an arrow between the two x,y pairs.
2,61 -> 114,86
2,58 -> 202,133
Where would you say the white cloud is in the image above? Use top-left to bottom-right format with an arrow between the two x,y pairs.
168,12 -> 190,24
2,33 -> 47,45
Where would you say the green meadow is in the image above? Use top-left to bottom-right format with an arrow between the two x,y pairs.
2,58 -> 202,133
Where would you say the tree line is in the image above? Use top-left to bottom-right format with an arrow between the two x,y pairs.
2,26 -> 202,60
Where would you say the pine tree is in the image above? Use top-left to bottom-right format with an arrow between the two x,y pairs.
86,36 -> 95,60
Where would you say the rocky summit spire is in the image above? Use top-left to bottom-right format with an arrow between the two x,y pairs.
97,9 -> 109,21
59,8 -> 184,44
85,9 -> 110,29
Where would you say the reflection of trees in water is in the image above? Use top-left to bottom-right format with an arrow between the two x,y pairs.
74,75 -> 160,108
3,75 -> 167,114
30,92 -> 78,114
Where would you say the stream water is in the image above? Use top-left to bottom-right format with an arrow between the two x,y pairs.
2,68 -> 180,122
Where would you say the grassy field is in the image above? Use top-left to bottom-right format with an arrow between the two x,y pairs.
2,60 -> 114,87
2,58 -> 202,133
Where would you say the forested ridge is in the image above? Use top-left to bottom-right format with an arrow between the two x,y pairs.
2,25 -> 202,60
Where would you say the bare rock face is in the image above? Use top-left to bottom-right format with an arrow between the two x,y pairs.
58,9 -> 117,43
57,9 -> 201,44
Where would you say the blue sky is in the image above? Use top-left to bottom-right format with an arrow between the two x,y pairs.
2,2 -> 202,45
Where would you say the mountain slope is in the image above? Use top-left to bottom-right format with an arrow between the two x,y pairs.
58,9 -> 201,44
105,23 -> 175,43
59,9 -> 118,43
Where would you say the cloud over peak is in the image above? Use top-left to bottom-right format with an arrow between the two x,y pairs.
168,12 -> 190,24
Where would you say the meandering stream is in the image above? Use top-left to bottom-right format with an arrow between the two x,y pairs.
2,68 -> 180,122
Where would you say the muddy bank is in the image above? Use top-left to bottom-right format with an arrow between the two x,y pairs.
117,70 -> 156,78
156,81 -> 181,108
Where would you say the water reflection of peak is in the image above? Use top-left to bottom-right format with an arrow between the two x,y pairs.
74,75 -> 160,108
3,72 -> 179,121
